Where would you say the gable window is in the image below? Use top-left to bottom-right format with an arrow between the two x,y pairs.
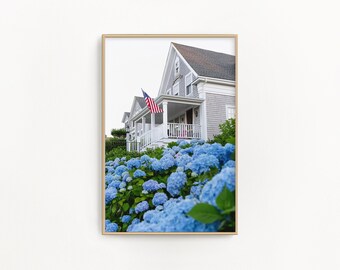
174,57 -> 180,76
226,105 -> 235,119
166,88 -> 172,95
185,72 -> 193,96
173,82 -> 179,96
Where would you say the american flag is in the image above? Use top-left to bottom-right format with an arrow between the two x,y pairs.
141,89 -> 163,113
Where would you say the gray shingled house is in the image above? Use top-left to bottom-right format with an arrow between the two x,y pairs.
122,43 -> 235,151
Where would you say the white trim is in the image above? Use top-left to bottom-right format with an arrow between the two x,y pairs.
226,104 -> 236,119
158,44 -> 174,96
192,76 -> 235,86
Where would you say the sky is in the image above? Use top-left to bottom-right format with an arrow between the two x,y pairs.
105,37 -> 235,136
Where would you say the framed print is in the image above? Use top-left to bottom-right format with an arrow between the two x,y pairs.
102,34 -> 238,234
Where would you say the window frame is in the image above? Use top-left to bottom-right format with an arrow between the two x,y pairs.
185,72 -> 193,96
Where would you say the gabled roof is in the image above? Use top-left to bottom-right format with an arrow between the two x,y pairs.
172,43 -> 235,81
135,96 -> 146,109
121,112 -> 130,123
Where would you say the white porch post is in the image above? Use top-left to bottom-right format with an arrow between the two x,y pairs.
151,113 -> 155,142
163,101 -> 168,139
142,116 -> 146,135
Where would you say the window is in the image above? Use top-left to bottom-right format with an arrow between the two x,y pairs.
226,105 -> 235,119
166,88 -> 172,95
185,72 -> 193,96
173,82 -> 179,96
174,57 -> 180,76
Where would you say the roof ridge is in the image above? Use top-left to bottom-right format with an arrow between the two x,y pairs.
172,42 -> 234,57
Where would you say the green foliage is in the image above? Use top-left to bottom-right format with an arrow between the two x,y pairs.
167,141 -> 179,148
105,137 -> 126,153
210,118 -> 235,145
105,147 -> 140,162
111,128 -> 126,138
187,187 -> 235,231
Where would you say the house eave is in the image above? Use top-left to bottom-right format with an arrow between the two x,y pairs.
192,76 -> 235,86
129,95 -> 204,122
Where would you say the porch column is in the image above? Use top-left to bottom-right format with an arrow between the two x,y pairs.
142,116 -> 146,135
151,113 -> 155,142
163,101 -> 168,139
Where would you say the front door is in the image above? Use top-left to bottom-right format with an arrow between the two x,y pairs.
186,109 -> 193,124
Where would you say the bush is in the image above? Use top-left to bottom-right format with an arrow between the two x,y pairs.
210,118 -> 235,145
105,137 -> 126,153
111,128 -> 126,138
104,140 -> 236,232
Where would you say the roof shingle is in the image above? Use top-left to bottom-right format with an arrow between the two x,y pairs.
172,43 -> 235,81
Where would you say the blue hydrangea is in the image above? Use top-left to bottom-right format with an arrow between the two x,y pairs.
172,146 -> 181,153
108,180 -> 121,189
135,201 -> 149,213
176,154 -> 192,168
159,154 -> 175,170
105,221 -> 118,232
105,174 -> 114,184
152,192 -> 168,206
133,169 -> 146,178
115,165 -> 128,176
129,198 -> 218,232
179,147 -> 194,155
163,148 -> 176,156
150,160 -> 162,171
129,208 -> 135,214
126,177 -> 132,182
121,215 -> 131,223
106,166 -> 115,173
187,154 -> 219,174
126,218 -> 140,232
140,154 -> 151,164
126,158 -> 141,170
119,181 -> 126,189
142,180 -> 165,192
200,166 -> 235,207
105,187 -> 117,204
167,172 -> 187,197
122,172 -> 130,181
178,140 -> 189,148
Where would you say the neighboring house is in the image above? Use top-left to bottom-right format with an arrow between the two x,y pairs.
122,43 -> 236,152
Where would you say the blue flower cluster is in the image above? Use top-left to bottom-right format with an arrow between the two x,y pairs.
142,180 -> 166,192
133,169 -> 146,178
187,154 -> 219,174
135,201 -> 149,214
126,158 -> 141,170
152,193 -> 168,206
105,187 -> 117,204
121,215 -> 131,223
105,220 -> 118,232
166,172 -> 187,197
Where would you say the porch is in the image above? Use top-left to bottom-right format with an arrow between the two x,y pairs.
126,95 -> 204,152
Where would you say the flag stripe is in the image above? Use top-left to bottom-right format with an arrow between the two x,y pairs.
142,89 -> 163,113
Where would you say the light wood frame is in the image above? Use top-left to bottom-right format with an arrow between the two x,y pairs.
102,34 -> 238,235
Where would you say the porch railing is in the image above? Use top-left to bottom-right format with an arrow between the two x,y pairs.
168,123 -> 201,139
139,130 -> 152,149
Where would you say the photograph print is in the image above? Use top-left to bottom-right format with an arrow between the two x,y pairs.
102,35 -> 237,234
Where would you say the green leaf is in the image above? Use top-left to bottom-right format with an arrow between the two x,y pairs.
122,203 -> 129,212
216,187 -> 235,213
187,203 -> 224,224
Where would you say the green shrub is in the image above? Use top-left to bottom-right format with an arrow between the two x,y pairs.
111,128 -> 126,138
105,137 -> 126,153
211,118 -> 235,145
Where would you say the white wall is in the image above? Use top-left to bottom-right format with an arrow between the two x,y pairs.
0,0 -> 340,269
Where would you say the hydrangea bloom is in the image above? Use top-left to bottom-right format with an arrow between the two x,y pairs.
119,181 -> 126,189
105,174 -> 114,184
122,172 -> 130,182
152,192 -> 168,206
105,187 -> 117,204
187,154 -> 219,174
179,147 -> 194,155
159,154 -> 175,170
167,172 -> 187,197
200,166 -> 235,206
106,166 -> 115,173
135,201 -> 149,213
108,180 -> 121,189
172,146 -> 181,153
140,154 -> 151,164
178,140 -> 189,148
121,215 -> 131,223
119,188 -> 126,192
142,180 -> 165,192
115,165 -> 128,176
126,158 -> 141,170
129,198 -> 218,232
150,160 -> 162,171
133,169 -> 146,178
105,221 -> 118,232
176,154 -> 192,168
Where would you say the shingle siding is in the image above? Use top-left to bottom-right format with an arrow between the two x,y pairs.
206,93 -> 235,139
163,51 -> 198,98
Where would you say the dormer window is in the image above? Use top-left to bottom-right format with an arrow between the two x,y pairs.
185,72 -> 193,96
174,57 -> 180,76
